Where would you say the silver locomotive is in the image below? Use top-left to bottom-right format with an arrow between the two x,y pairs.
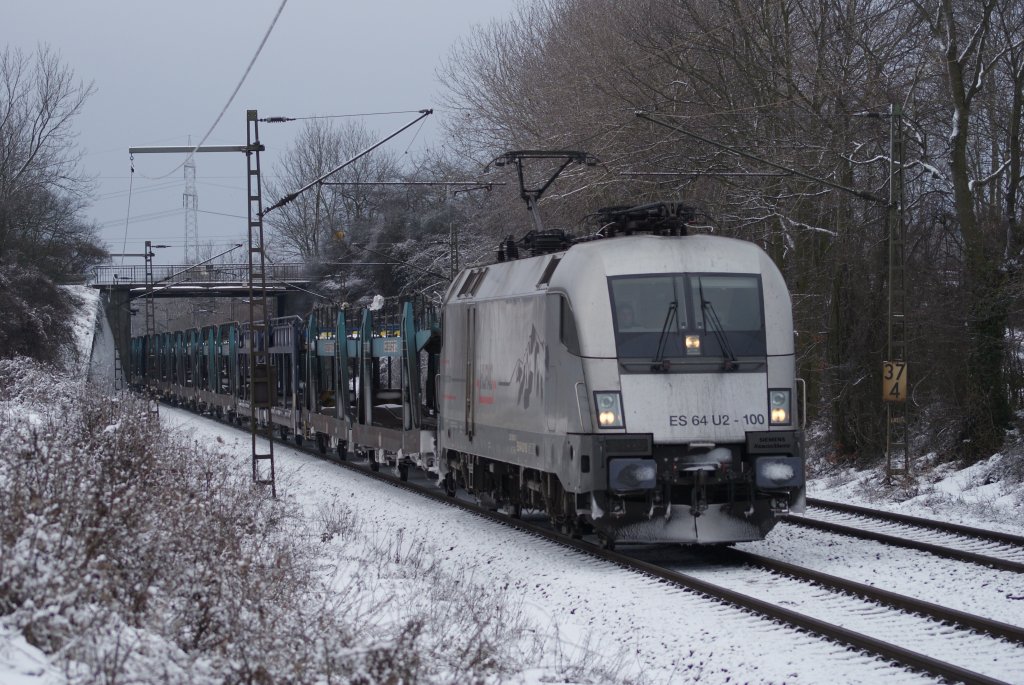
438,204 -> 805,546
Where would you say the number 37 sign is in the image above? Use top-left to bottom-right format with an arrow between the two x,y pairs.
882,361 -> 907,402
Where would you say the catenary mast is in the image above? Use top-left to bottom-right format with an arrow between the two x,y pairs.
184,137 -> 199,264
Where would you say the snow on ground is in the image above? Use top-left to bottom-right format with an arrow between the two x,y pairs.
0,622 -> 64,685
807,451 -> 1024,536
66,286 -> 101,381
666,544 -> 1024,683
159,406 -> 936,685
740,522 -> 1024,625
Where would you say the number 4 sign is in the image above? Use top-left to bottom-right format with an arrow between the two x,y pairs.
883,361 -> 907,402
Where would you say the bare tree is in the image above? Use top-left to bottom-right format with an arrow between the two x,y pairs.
441,0 -> 1024,462
264,119 -> 399,261
903,0 -> 1024,455
0,44 -> 103,362
0,44 -> 100,278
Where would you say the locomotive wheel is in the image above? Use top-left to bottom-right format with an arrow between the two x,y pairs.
398,462 -> 409,481
369,453 -> 380,472
597,533 -> 616,551
337,441 -> 347,462
443,473 -> 457,497
294,433 -> 303,447
316,433 -> 327,454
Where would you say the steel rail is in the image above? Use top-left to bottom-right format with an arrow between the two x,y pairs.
219,423 -> 1007,684
784,516 -> 1024,574
805,497 -> 1024,547
166,404 -> 1011,685
328,455 -> 1008,685
719,547 -> 1024,645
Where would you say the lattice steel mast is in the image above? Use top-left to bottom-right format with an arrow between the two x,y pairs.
184,138 -> 199,264
129,113 -> 274,495
245,110 -> 276,497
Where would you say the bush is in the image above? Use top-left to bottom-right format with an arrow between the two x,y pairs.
0,361 -> 400,683
0,262 -> 78,364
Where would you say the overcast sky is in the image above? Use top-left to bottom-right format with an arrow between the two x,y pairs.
3,1 -> 518,264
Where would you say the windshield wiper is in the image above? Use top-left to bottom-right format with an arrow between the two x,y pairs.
699,279 -> 738,371
651,301 -> 678,371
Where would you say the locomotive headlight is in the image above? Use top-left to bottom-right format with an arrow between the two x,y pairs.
685,335 -> 701,354
595,391 -> 624,428
769,389 -> 791,425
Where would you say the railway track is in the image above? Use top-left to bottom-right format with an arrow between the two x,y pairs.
717,547 -> 1024,645
153,397 -> 1021,684
176,405 -> 1018,685
806,497 -> 1024,546
347,458 -> 1020,684
783,499 -> 1024,574
638,543 -> 1024,685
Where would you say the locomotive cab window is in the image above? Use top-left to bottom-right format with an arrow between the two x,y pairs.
609,273 -> 766,364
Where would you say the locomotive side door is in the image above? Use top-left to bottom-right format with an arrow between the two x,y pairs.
544,296 -> 557,432
464,304 -> 476,440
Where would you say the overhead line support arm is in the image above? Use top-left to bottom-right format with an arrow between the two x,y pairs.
634,111 -> 884,205
262,109 -> 434,216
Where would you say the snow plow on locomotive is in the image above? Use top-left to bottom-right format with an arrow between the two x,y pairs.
129,197 -> 804,547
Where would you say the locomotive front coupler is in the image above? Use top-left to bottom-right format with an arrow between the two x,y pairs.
687,466 -> 714,517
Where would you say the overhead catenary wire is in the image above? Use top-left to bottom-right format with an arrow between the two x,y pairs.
400,116 -> 429,156
120,156 -> 136,265
346,242 -> 450,282
98,208 -> 186,229
97,180 -> 181,200
258,110 -> 427,123
634,110 -> 885,205
135,0 -> 289,181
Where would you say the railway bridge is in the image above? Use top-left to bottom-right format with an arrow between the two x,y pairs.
90,261 -> 315,384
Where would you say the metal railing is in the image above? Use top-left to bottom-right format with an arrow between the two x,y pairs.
91,263 -> 310,286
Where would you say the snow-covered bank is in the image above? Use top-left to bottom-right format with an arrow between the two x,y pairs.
0,622 -> 63,685
807,451 -> 1024,537
66,286 -> 101,381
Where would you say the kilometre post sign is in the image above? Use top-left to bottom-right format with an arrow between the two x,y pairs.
882,361 -> 907,402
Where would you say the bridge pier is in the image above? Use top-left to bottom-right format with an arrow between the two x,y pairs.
99,289 -> 133,385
